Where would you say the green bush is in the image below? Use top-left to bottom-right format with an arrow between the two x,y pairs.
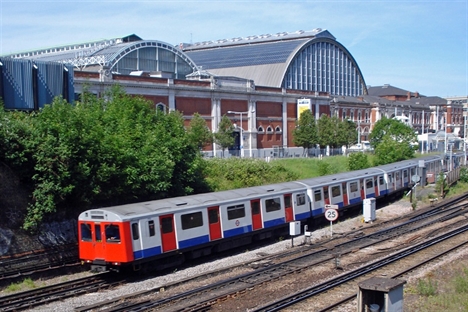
348,152 -> 370,171
417,278 -> 438,296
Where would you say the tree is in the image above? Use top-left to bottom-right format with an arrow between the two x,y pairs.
370,117 -> 417,165
339,119 -> 358,147
187,113 -> 213,151
214,115 -> 235,157
317,114 -> 334,148
348,152 -> 370,171
292,109 -> 318,156
369,116 -> 417,150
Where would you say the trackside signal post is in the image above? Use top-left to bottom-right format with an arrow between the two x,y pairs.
325,204 -> 339,237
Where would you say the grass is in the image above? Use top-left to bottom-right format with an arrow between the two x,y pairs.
406,267 -> 468,311
5,278 -> 37,292
273,156 -> 350,179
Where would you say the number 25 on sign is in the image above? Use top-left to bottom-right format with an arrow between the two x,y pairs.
325,205 -> 339,237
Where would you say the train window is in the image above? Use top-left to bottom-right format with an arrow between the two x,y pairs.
148,220 -> 155,237
285,195 -> 292,207
350,182 -> 358,193
132,223 -> 140,240
342,182 -> 347,195
331,186 -> 341,198
95,224 -> 102,242
296,193 -> 306,206
80,223 -> 92,242
404,170 -> 408,178
105,224 -> 121,242
265,198 -> 281,212
314,190 -> 322,202
366,179 -> 373,189
161,217 -> 173,234
251,201 -> 260,215
379,176 -> 384,185
208,209 -> 218,224
227,204 -> 246,220
396,172 -> 400,180
323,187 -> 329,200
181,212 -> 204,230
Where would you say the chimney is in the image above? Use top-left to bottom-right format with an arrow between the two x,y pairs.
407,92 -> 411,100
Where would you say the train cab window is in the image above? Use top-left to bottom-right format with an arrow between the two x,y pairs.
314,190 -> 322,202
80,223 -> 92,242
265,198 -> 281,212
148,220 -> 155,237
131,223 -> 140,240
95,224 -> 102,242
366,179 -> 373,189
331,185 -> 341,198
208,209 -> 219,224
181,212 -> 203,230
350,182 -> 358,193
105,224 -> 121,242
227,204 -> 246,220
161,217 -> 173,234
296,193 -> 306,206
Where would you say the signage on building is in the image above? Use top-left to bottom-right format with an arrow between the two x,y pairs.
297,98 -> 311,119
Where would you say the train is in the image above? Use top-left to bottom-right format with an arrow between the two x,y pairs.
78,154 -> 461,272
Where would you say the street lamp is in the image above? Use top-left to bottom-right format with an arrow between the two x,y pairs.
227,110 -> 255,157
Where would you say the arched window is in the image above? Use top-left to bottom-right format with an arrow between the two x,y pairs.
257,126 -> 265,134
275,126 -> 282,133
266,126 -> 274,134
156,102 -> 167,113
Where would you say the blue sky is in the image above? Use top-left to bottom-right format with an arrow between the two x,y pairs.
0,0 -> 466,97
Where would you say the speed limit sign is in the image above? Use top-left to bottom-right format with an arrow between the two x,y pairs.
325,207 -> 339,221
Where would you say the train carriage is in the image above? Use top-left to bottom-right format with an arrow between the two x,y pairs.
78,155 -> 449,273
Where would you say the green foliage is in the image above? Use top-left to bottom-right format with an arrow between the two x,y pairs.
203,158 -> 298,191
369,116 -> 417,150
417,278 -> 438,296
436,171 -> 449,197
0,86 -> 208,231
347,152 -> 370,171
454,268 -> 468,294
292,109 -> 317,153
273,156 -> 349,179
373,135 -> 416,165
214,115 -> 235,157
317,114 -> 334,148
459,167 -> 468,183
187,112 -> 213,150
339,119 -> 358,147
317,161 -> 331,176
6,278 -> 37,292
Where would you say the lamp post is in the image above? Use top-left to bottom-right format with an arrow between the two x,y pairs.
227,110 -> 255,157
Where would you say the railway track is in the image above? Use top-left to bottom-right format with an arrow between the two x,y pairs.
0,273 -> 124,311
68,198 -> 468,312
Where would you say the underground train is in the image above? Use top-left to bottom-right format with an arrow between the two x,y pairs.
78,154 -> 458,272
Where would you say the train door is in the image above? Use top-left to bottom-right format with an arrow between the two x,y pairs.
323,186 -> 330,205
93,223 -> 105,259
208,206 -> 222,240
395,171 -> 401,190
374,177 -> 379,197
250,199 -> 263,231
284,194 -> 294,222
342,182 -> 348,206
311,188 -> 325,216
159,214 -> 177,252
364,178 -> 374,198
387,173 -> 394,192
130,221 -> 143,259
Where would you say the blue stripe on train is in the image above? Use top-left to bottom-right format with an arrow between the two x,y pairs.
224,225 -> 252,238
134,245 -> 161,259
263,217 -> 284,228
179,234 -> 210,249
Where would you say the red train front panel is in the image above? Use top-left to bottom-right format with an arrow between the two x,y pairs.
78,220 -> 133,267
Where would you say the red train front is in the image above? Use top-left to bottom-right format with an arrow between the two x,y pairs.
78,210 -> 133,272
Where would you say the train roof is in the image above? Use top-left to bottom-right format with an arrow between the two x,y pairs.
79,180 -> 307,221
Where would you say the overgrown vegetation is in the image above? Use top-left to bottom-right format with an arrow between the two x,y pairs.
0,86 -> 210,231
347,152 -> 371,171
